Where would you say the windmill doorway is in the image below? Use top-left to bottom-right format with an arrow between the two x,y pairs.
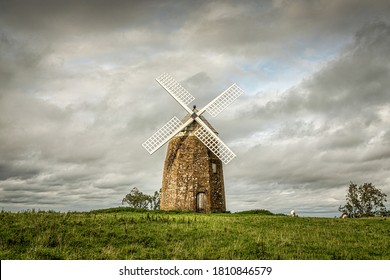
196,192 -> 206,213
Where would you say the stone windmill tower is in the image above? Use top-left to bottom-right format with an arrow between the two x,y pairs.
142,73 -> 243,213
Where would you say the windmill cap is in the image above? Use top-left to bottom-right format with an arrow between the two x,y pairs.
180,113 -> 218,134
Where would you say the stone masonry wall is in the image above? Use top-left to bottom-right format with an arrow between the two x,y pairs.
160,120 -> 226,213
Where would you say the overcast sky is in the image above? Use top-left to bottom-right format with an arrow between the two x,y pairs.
1,0 -> 390,216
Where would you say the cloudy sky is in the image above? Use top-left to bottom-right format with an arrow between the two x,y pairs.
1,0 -> 390,216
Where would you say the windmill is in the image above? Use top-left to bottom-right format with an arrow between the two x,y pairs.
142,73 -> 243,213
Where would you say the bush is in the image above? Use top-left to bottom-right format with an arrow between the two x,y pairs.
235,209 -> 275,215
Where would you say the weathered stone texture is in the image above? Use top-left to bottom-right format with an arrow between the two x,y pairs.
160,116 -> 226,213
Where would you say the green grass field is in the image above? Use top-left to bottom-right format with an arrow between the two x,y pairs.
1,208 -> 389,260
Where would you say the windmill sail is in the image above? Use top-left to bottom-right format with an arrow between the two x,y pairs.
199,83 -> 244,117
156,73 -> 195,113
142,117 -> 193,154
143,73 -> 243,164
194,120 -> 236,165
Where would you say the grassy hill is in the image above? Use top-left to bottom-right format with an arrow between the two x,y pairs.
1,208 -> 389,260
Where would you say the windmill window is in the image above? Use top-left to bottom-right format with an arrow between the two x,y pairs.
212,163 -> 217,174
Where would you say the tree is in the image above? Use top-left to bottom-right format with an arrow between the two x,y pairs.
122,187 -> 161,210
339,182 -> 387,218
122,187 -> 150,209
149,189 -> 161,210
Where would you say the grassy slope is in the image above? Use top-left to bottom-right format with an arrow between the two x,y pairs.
1,209 -> 389,260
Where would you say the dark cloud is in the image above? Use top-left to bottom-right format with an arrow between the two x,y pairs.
0,163 -> 40,181
244,20 -> 390,123
180,0 -> 390,57
0,0 -> 196,34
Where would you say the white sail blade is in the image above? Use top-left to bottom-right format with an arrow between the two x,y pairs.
142,117 -> 193,154
194,120 -> 236,165
200,83 -> 244,117
156,73 -> 195,114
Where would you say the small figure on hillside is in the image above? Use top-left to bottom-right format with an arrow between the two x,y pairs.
341,213 -> 348,219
